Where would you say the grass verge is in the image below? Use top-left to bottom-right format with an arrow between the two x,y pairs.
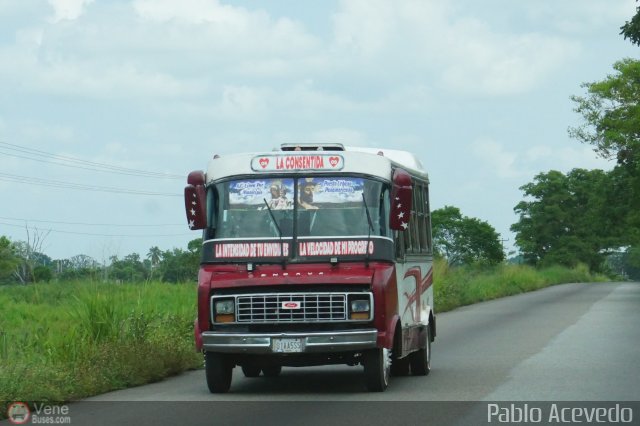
433,258 -> 610,312
0,281 -> 201,416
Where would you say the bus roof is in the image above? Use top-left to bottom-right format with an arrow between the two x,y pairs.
205,144 -> 428,183
344,146 -> 426,175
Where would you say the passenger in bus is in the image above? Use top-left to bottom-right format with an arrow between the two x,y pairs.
299,181 -> 319,210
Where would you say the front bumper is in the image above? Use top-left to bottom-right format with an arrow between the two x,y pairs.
201,329 -> 378,354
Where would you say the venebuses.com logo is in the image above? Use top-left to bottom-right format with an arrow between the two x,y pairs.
7,402 -> 30,425
6,401 -> 72,424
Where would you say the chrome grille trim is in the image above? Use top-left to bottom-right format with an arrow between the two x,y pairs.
238,293 -> 346,322
211,292 -> 373,324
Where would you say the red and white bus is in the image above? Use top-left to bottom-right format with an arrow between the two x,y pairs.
184,143 -> 434,392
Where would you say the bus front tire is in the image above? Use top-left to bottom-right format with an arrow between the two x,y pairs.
364,347 -> 391,392
205,352 -> 233,393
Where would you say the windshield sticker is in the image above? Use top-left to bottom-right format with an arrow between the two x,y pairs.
298,240 -> 374,256
215,242 -> 290,258
298,178 -> 364,207
251,154 -> 344,172
228,179 -> 294,210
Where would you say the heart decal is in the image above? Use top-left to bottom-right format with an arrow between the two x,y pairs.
259,157 -> 269,168
329,156 -> 340,167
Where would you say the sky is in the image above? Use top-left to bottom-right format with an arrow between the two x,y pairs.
0,0 -> 638,263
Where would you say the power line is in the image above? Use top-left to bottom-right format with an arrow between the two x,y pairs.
0,216 -> 183,227
0,149 -> 184,179
0,221 -> 191,237
0,172 -> 182,196
0,141 -> 184,180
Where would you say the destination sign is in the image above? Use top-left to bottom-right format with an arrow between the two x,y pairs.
251,154 -> 344,172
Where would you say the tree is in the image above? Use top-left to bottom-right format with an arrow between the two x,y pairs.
621,1 -> 640,46
0,236 -> 19,284
623,246 -> 640,279
69,254 -> 98,270
108,253 -> 147,282
146,246 -> 162,280
158,248 -> 193,283
569,58 -> 640,167
157,239 -> 202,283
569,56 -> 640,248
147,246 -> 162,268
33,266 -> 53,283
431,206 -> 504,266
10,227 -> 51,284
511,169 -> 617,270
12,241 -> 33,284
606,247 -> 640,280
54,254 -> 100,281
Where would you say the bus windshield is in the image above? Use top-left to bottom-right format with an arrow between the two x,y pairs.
210,176 -> 390,240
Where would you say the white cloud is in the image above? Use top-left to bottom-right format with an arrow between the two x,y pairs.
0,44 -> 209,99
0,0 -> 322,102
332,0 -> 580,95
526,145 -> 614,172
15,27 -> 43,47
524,0 -> 638,34
473,139 -> 615,181
134,0 -> 245,25
472,139 -> 524,179
332,0 -> 397,56
47,0 -> 93,22
439,31 -> 579,95
133,0 -> 317,55
218,85 -> 269,121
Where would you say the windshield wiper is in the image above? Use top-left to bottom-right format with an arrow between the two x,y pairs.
362,193 -> 374,267
263,198 -> 287,269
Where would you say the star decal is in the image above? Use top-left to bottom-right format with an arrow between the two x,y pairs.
401,222 -> 408,230
188,220 -> 195,229
397,211 -> 405,219
190,208 -> 196,216
397,203 -> 402,209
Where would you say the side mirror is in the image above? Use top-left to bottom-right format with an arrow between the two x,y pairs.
184,170 -> 207,230
389,168 -> 412,231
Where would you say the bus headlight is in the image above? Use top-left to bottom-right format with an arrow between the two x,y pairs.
214,299 -> 235,323
349,297 -> 371,320
351,299 -> 370,313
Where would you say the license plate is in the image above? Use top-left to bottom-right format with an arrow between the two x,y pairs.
272,338 -> 304,353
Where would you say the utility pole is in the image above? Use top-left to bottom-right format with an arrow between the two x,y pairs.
499,237 -> 509,259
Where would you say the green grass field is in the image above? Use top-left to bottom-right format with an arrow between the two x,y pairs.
0,281 -> 201,412
0,261 -> 610,414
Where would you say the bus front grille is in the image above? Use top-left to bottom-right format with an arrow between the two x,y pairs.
236,293 -> 347,323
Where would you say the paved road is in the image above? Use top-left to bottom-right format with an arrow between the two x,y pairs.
9,282 -> 639,425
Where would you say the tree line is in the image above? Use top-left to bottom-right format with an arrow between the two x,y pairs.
0,236 -> 202,285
